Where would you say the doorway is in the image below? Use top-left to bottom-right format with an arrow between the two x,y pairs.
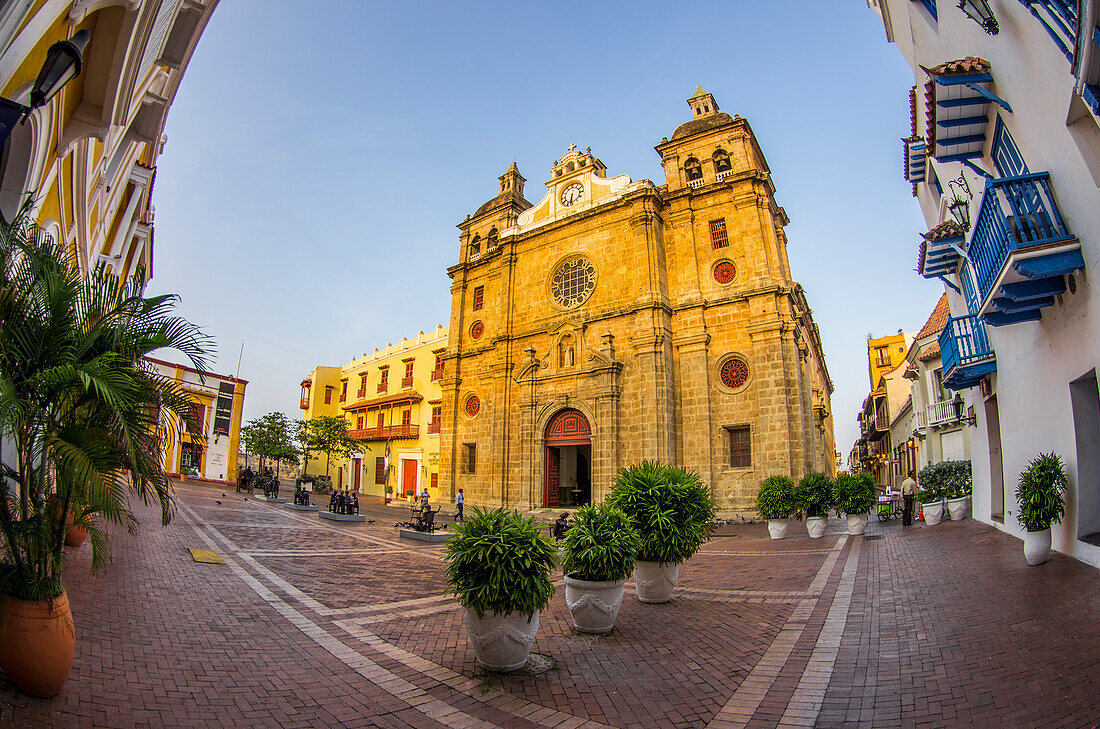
985,395 -> 1004,521
543,409 -> 592,507
1070,370 -> 1100,544
402,458 -> 418,498
352,458 -> 361,492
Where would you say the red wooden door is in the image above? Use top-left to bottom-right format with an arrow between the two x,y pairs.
352,458 -> 361,491
402,459 -> 417,496
544,447 -> 560,507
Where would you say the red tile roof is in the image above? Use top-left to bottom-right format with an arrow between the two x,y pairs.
916,294 -> 951,340
923,220 -> 967,241
919,342 -> 941,362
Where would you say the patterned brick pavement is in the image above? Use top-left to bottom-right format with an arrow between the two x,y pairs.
1,483 -> 1097,728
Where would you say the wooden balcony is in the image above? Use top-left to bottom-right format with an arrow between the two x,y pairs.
349,424 -> 419,442
427,421 -> 440,434
377,382 -> 388,393
967,172 -> 1083,326
299,397 -> 309,410
401,376 -> 414,388
939,314 -> 997,390
431,367 -> 444,381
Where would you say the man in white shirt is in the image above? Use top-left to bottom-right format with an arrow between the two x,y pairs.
456,488 -> 464,522
901,470 -> 917,526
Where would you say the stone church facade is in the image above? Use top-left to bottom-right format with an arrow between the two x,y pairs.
438,88 -> 835,511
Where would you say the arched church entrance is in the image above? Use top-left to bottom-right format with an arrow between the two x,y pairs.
543,408 -> 592,508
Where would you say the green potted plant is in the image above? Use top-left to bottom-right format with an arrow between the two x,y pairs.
916,464 -> 945,525
607,461 -> 716,604
561,502 -> 641,633
832,472 -> 877,535
755,476 -> 796,539
442,507 -> 557,671
1015,452 -> 1068,566
0,207 -> 211,697
796,472 -> 834,538
940,460 -> 973,521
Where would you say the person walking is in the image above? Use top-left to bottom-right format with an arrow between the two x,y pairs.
901,469 -> 917,526
455,488 -> 464,522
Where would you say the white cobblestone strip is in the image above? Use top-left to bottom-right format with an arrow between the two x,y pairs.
775,536 -> 863,728
706,536 -> 848,729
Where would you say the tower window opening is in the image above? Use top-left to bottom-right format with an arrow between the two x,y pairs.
713,149 -> 732,173
470,235 -> 481,257
685,158 -> 703,181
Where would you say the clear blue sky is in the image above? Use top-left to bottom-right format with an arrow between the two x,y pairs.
147,0 -> 944,464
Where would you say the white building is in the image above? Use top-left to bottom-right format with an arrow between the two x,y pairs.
868,0 -> 1100,566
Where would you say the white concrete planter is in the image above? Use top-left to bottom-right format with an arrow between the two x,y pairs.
805,516 -> 827,538
767,518 -> 790,540
633,560 -> 679,604
922,501 -> 944,526
946,497 -> 969,521
1023,529 -> 1052,566
463,608 -> 539,672
564,575 -> 625,634
845,513 -> 868,535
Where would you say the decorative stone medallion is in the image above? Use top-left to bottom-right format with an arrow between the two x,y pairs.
470,321 -> 484,340
465,395 -> 481,418
550,256 -> 596,308
720,357 -> 749,389
713,260 -> 737,284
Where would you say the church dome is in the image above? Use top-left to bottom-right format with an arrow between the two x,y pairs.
671,111 -> 736,140
473,189 -> 531,218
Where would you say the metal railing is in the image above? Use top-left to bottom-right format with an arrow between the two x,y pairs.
967,172 -> 1074,305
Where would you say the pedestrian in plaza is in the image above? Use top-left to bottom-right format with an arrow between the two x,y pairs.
901,469 -> 917,526
455,488 -> 464,522
420,487 -> 430,505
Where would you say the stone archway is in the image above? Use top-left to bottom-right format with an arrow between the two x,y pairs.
543,408 -> 591,508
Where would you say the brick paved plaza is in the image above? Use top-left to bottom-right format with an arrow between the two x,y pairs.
1,482 -> 1097,728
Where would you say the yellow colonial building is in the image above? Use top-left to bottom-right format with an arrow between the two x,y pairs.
300,326 -> 448,502
0,0 -> 218,279
145,357 -> 246,484
439,88 -> 836,511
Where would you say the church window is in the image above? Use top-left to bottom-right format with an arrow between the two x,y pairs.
713,149 -> 732,174
470,320 -> 484,340
470,235 -> 481,257
713,260 -> 737,284
726,425 -> 751,469
465,395 -> 481,418
473,286 -> 484,311
550,256 -> 597,308
720,356 -> 750,389
710,219 -> 729,249
462,443 -> 477,474
685,157 -> 703,181
487,228 -> 499,249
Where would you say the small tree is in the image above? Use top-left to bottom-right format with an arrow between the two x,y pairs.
302,415 -> 359,478
241,412 -> 300,472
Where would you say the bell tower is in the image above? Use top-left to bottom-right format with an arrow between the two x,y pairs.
498,161 -> 525,198
687,85 -> 719,119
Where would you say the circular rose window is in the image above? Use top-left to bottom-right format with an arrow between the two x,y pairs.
550,256 -> 596,308
470,321 -> 484,340
713,260 -> 737,284
465,395 -> 481,418
720,357 -> 749,389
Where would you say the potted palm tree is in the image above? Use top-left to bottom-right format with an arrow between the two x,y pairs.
607,461 -> 716,604
755,476 -> 796,539
796,473 -> 834,538
832,473 -> 876,535
561,502 -> 641,633
1015,452 -> 1068,566
916,463 -> 946,525
442,507 -> 557,671
941,460 -> 973,521
0,205 -> 211,697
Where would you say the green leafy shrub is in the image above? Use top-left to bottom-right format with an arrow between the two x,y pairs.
384,486 -> 393,496
561,503 -> 641,582
832,473 -> 877,515
755,476 -> 796,520
606,461 -> 716,565
311,475 -> 333,494
443,507 -> 557,618
919,460 -> 972,500
404,488 -> 414,497
796,472 -> 834,518
1015,452 -> 1068,532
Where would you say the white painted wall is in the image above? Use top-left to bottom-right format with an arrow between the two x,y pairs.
874,0 -> 1100,566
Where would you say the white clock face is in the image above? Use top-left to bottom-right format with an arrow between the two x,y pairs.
560,182 -> 584,207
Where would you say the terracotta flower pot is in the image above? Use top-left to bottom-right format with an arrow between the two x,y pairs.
64,524 -> 88,547
0,590 -> 76,697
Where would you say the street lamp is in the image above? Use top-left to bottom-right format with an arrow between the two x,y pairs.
0,29 -> 90,145
952,392 -> 978,427
946,173 -> 973,231
957,0 -> 999,35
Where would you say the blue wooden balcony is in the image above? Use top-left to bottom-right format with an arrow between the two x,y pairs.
966,172 -> 1084,326
939,315 -> 997,390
